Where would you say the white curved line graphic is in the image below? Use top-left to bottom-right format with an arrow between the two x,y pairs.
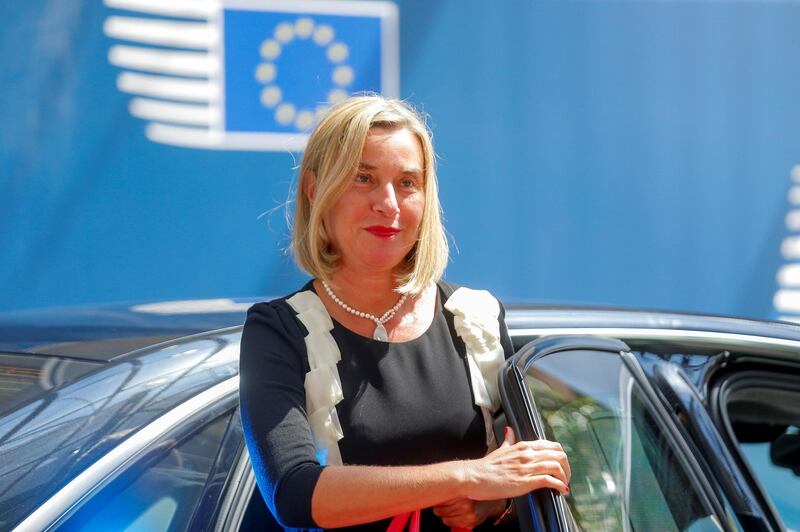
130,98 -> 219,126
117,72 -> 217,102
104,16 -> 218,49
105,0 -> 218,19
109,45 -> 218,77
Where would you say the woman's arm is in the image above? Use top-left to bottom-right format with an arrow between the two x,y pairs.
240,302 -> 326,528
311,427 -> 570,528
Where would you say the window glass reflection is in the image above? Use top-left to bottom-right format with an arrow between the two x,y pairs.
60,412 -> 232,532
726,385 -> 800,531
0,353 -> 100,416
525,350 -> 720,531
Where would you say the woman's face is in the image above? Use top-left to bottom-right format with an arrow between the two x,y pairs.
323,126 -> 425,276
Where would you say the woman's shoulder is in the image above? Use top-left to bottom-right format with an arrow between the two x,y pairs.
243,281 -> 317,341
436,278 -> 462,298
437,280 -> 506,322
437,280 -> 500,303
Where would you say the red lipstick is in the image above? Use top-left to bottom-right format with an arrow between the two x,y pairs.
365,225 -> 400,238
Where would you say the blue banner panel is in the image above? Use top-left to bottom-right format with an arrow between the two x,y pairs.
3,0 -> 800,321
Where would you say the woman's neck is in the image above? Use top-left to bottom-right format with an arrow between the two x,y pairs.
312,268 -> 436,343
321,268 -> 401,316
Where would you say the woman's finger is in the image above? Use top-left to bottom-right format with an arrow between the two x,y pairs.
528,460 -> 569,486
433,498 -> 464,510
499,426 -> 516,448
521,439 -> 565,452
433,499 -> 471,517
526,441 -> 571,481
534,447 -> 570,483
513,444 -> 571,484
432,505 -> 455,518
441,507 -> 480,528
531,474 -> 569,494
436,499 -> 502,528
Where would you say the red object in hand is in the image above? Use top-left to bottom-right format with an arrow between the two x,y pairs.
387,510 -> 420,532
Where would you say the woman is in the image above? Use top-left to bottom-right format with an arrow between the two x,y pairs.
240,95 -> 570,530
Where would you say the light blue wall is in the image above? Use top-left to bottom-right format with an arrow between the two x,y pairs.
3,0 -> 800,318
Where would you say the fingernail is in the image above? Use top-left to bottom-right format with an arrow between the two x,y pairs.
565,487 -> 570,493
503,426 -> 509,435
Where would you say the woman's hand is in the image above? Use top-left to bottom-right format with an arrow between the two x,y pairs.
432,498 -> 506,528
460,427 -> 571,501
308,428 -> 569,528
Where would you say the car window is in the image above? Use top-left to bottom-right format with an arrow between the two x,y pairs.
523,349 -> 722,532
721,379 -> 800,531
58,412 -> 233,532
0,353 -> 100,415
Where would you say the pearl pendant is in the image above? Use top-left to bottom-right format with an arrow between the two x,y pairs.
373,322 -> 389,341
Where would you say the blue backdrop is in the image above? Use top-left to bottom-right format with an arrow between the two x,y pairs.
2,0 -> 800,319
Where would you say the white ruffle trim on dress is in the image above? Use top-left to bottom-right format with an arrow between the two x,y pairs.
444,287 -> 505,450
287,291 -> 344,466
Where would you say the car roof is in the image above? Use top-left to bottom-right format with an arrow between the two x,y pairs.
0,298 -> 256,361
3,297 -> 800,361
505,304 -> 800,341
2,297 -> 799,528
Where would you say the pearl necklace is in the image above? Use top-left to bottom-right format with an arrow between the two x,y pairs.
322,280 -> 408,341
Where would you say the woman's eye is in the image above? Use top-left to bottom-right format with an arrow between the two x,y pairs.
355,174 -> 371,184
400,178 -> 418,188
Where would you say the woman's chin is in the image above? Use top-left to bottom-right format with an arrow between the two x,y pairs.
345,251 -> 409,274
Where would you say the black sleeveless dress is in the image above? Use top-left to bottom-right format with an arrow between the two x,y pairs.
239,281 -> 513,531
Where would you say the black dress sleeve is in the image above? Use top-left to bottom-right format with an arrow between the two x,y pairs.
239,301 -> 323,528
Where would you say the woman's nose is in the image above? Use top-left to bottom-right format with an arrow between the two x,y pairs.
373,183 -> 400,216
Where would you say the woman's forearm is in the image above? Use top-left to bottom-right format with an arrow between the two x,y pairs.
309,429 -> 570,529
311,460 -> 467,528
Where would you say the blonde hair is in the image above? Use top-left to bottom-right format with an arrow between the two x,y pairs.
292,95 -> 448,294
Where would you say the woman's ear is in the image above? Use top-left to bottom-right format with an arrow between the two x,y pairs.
303,170 -> 317,203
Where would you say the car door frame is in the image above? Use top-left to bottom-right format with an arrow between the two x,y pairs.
499,335 -> 733,532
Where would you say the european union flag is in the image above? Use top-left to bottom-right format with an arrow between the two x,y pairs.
223,4 -> 394,136
104,0 -> 396,151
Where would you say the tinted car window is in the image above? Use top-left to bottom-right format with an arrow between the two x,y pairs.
524,350 -> 721,531
0,353 -> 100,415
0,332 -> 239,530
59,412 -> 232,531
723,382 -> 800,530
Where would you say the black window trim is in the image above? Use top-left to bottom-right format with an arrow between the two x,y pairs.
211,441 -> 257,532
500,354 -> 566,531
648,357 -> 774,531
617,349 -> 733,531
189,405 -> 248,530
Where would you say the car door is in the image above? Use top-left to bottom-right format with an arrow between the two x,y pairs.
711,365 -> 800,532
498,335 -> 731,532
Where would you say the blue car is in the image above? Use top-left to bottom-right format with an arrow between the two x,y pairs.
0,299 -> 798,531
